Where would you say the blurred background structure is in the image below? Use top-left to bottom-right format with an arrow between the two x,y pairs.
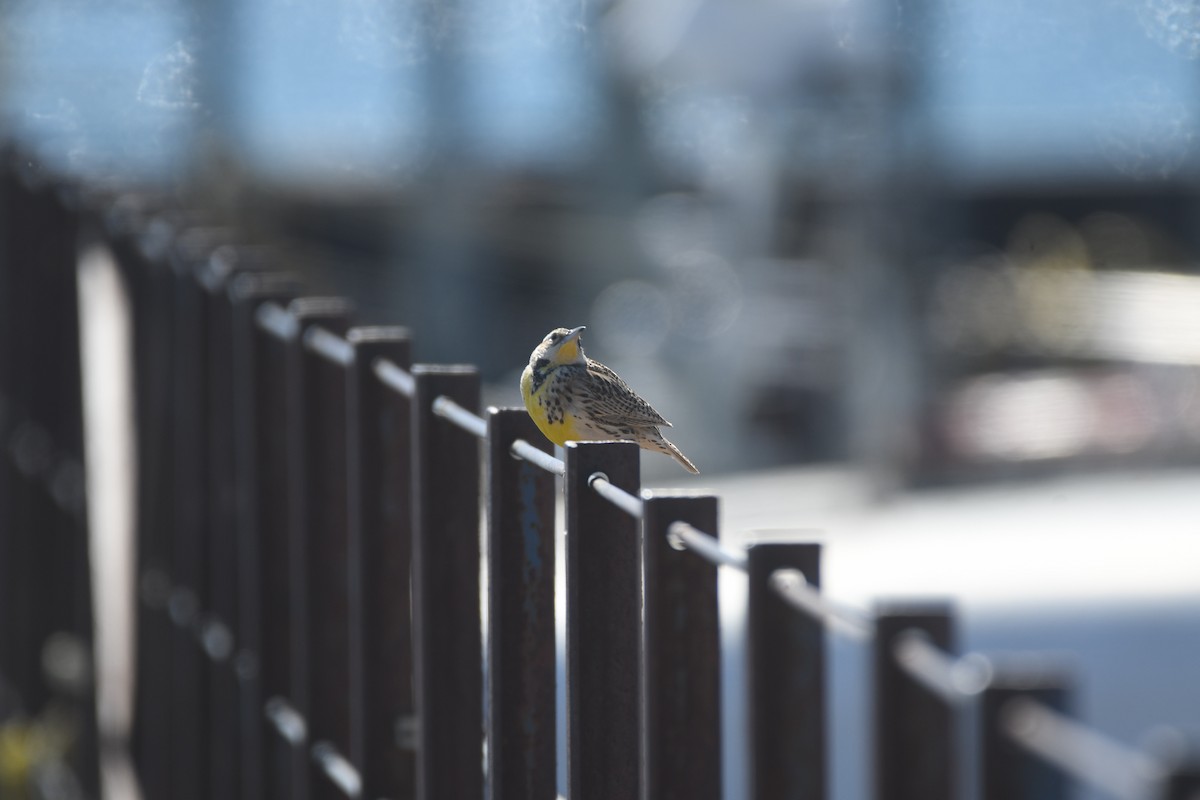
1,0 -> 1199,798
5,0 -> 1200,480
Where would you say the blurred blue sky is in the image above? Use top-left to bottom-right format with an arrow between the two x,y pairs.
4,0 -> 1199,185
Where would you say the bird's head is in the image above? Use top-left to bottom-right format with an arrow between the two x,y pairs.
529,326 -> 587,370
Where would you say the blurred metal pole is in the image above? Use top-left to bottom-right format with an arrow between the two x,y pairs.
230,271 -> 302,800
746,542 -> 825,800
981,668 -> 1073,800
302,326 -> 358,800
114,202 -> 177,800
874,602 -> 957,800
168,228 -> 214,800
253,301 -> 301,800
348,330 -> 416,800
254,297 -> 354,800
199,243 -> 247,800
564,440 -> 641,800
285,298 -> 355,800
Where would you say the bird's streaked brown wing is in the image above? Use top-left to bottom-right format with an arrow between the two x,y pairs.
576,359 -> 672,427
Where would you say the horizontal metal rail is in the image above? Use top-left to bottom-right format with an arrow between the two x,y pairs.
892,630 -> 992,705
264,697 -> 308,747
311,741 -> 364,798
304,325 -> 356,366
1002,696 -> 1164,800
666,521 -> 748,571
256,300 -> 299,340
769,568 -> 874,641
374,357 -> 415,398
587,472 -> 644,519
510,437 -> 565,476
432,395 -> 488,439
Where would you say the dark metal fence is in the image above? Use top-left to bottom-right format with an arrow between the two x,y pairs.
2,157 -> 1200,800
0,158 -> 101,799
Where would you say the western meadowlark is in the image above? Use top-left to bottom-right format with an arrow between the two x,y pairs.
520,326 -> 699,474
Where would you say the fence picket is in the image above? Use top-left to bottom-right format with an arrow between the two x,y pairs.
874,602 -> 958,800
168,246 -> 211,800
411,365 -> 485,800
982,669 -> 1073,800
303,325 -> 359,799
485,408 -> 557,800
229,271 -> 303,800
746,541 -> 825,800
348,329 -> 416,800
641,493 -> 722,800
564,440 -> 641,800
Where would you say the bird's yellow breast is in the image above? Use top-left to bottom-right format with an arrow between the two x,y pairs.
521,365 -> 580,447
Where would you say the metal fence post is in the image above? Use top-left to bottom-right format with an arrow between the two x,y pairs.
168,233 -> 212,800
0,168 -> 98,795
254,298 -> 353,800
563,440 -> 641,800
252,301 -> 301,800
411,365 -> 484,800
981,667 -> 1073,800
0,163 -> 12,698
114,206 -> 177,800
286,298 -> 355,800
745,541 -> 825,800
199,245 -> 247,800
874,602 -> 957,800
485,408 -> 556,800
641,493 -> 721,800
229,271 -> 301,800
349,330 -> 416,800
302,325 -> 359,800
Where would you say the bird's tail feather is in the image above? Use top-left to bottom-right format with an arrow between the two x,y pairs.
657,434 -> 699,474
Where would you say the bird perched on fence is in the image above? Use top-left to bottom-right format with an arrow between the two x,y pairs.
521,326 -> 699,474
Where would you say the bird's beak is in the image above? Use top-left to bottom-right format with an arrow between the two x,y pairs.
554,326 -> 586,363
